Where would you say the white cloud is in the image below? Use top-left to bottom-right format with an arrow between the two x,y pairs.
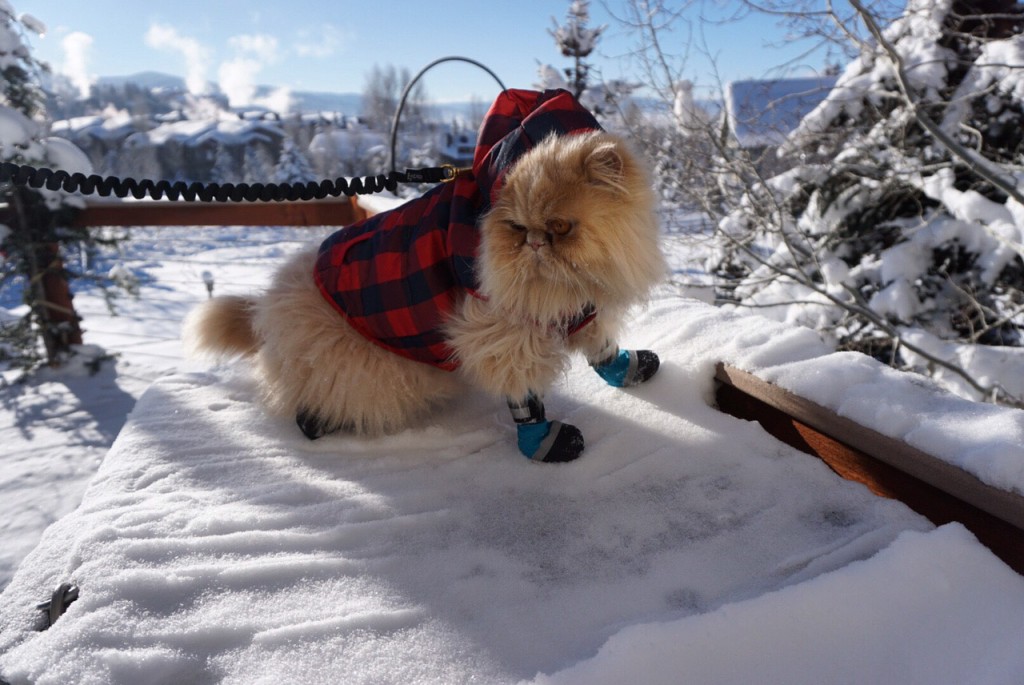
144,23 -> 211,94
228,33 -> 279,60
254,87 -> 294,115
218,33 -> 282,108
61,31 -> 94,99
293,24 -> 348,59
140,24 -> 298,111
217,57 -> 261,107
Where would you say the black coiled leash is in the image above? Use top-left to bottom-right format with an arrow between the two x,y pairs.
0,56 -> 506,204
0,162 -> 462,203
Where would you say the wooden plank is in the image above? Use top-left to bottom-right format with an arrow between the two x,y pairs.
715,363 -> 1024,529
72,197 -> 366,228
714,363 -> 1024,575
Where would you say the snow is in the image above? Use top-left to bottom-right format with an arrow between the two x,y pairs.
534,524 -> 1024,685
42,136 -> 93,175
1,213 -> 1023,683
17,12 -> 43,36
0,7 -> 29,73
941,34 -> 1024,133
0,106 -> 38,153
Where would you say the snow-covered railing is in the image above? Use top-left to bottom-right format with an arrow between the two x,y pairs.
715,361 -> 1024,575
57,198 -> 1024,578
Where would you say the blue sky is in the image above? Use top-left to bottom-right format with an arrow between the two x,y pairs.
18,1 -> 849,105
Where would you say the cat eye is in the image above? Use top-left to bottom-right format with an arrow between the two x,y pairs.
506,221 -> 528,232
546,218 -> 575,236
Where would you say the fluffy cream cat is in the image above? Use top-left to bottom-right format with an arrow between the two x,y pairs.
185,129 -> 665,462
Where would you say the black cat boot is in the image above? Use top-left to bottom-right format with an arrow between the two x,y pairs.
592,348 -> 660,387
508,392 -> 584,463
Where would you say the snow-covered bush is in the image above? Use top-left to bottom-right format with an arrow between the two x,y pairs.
712,0 -> 1024,405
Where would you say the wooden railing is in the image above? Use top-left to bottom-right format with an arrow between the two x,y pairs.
17,197 -> 366,354
715,363 -> 1024,575
72,196 -> 367,228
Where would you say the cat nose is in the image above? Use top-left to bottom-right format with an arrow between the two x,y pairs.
526,229 -> 549,250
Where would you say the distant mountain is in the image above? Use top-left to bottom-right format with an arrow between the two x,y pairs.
81,72 -> 718,123
94,72 -> 363,114
96,71 -> 195,92
256,87 -> 362,115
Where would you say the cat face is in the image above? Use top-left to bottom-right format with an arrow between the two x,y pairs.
478,131 -> 666,320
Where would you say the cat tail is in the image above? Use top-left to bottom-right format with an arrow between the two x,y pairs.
183,295 -> 261,358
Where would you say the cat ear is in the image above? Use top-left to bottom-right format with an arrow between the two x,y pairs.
584,142 -> 627,193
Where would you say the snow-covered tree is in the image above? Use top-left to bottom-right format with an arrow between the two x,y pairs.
243,143 -> 276,185
361,64 -> 428,135
538,1 -> 636,124
273,137 -> 315,185
712,0 -> 1024,404
0,3 -> 106,371
546,0 -> 606,100
362,63 -> 399,132
210,143 -> 238,183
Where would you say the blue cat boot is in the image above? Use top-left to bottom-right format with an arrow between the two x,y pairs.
507,392 -> 584,463
592,347 -> 660,388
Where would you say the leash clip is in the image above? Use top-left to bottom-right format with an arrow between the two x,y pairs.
400,165 -> 468,184
36,582 -> 79,629
440,164 -> 470,182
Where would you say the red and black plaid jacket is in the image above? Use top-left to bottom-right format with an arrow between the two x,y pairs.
313,89 -> 601,370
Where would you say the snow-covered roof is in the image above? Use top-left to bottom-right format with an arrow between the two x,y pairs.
51,113 -> 137,142
438,129 -> 476,161
1,299 -> 1022,683
50,115 -> 102,135
308,129 -> 386,158
725,76 -> 837,148
131,119 -> 214,146
194,119 -> 285,146
124,118 -> 287,148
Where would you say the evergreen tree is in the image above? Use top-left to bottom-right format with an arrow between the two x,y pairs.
547,0 -> 606,100
539,0 -> 628,120
0,4 -> 104,371
273,138 -> 315,185
243,143 -> 276,185
210,143 -> 238,183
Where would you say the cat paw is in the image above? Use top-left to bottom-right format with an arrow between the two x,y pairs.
517,420 -> 585,463
296,409 -> 332,440
593,349 -> 660,387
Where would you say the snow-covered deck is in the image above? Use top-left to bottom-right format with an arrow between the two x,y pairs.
1,300 -> 1023,684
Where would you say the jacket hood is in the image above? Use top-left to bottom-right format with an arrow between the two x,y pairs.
471,89 -> 602,210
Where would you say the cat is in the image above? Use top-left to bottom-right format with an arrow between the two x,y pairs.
185,93 -> 665,463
